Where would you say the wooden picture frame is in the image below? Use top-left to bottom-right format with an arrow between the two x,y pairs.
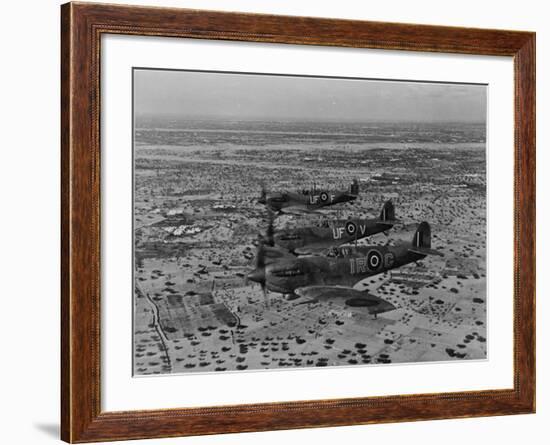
61,2 -> 535,442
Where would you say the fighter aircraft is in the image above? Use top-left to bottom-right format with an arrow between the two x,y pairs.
247,222 -> 443,316
258,179 -> 359,214
269,200 -> 399,255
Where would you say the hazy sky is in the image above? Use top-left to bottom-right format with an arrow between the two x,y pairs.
134,69 -> 486,123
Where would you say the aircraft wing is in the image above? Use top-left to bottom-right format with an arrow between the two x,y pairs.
294,246 -> 329,256
281,203 -> 351,215
262,245 -> 296,263
294,242 -> 334,256
294,286 -> 396,315
279,206 -> 324,216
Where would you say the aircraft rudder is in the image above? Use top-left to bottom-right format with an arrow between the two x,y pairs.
380,200 -> 395,222
412,221 -> 431,248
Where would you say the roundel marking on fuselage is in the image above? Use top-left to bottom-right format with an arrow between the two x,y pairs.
367,249 -> 383,271
345,221 -> 357,236
320,192 -> 329,203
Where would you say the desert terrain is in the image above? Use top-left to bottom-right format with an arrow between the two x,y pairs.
133,120 -> 487,375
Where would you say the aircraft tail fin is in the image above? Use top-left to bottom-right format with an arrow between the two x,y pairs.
412,221 -> 432,249
379,200 -> 396,222
350,179 -> 359,196
409,222 -> 443,256
412,221 -> 431,248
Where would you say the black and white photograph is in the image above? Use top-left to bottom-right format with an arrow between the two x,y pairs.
2,0 -> 544,443
132,68 -> 487,376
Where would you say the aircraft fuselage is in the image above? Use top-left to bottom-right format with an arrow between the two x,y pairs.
265,190 -> 357,213
275,219 -> 392,252
260,243 -> 426,295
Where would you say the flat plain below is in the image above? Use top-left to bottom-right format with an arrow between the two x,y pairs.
133,120 -> 487,376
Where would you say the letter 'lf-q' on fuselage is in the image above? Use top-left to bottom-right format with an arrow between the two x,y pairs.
258,179 -> 359,214
247,222 -> 443,315
274,200 -> 398,255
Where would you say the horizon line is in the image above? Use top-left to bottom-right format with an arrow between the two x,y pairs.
134,115 -> 486,125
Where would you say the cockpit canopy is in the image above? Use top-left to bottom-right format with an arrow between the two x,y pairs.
269,193 -> 287,203
326,246 -> 354,258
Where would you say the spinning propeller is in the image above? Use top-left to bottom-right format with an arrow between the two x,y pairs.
258,183 -> 267,204
247,243 -> 269,307
264,209 -> 275,247
246,210 -> 275,308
